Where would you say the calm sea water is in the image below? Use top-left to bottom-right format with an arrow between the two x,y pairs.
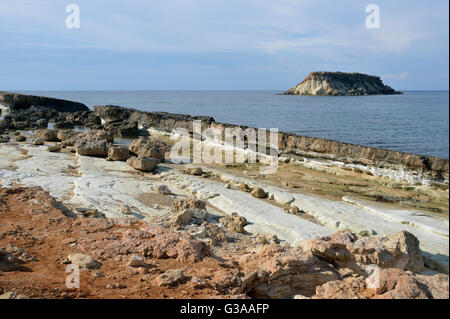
18,90 -> 449,159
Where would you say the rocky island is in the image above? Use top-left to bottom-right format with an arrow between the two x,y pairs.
282,72 -> 402,96
0,92 -> 448,300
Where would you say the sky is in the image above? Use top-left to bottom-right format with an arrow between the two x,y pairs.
0,0 -> 448,90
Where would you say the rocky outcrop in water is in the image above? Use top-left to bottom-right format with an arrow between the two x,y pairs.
282,72 -> 402,96
0,91 -> 89,112
94,105 -> 215,132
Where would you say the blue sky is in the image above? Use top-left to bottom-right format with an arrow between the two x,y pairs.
0,0 -> 448,90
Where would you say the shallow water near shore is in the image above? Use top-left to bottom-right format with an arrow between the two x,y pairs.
15,90 -> 450,159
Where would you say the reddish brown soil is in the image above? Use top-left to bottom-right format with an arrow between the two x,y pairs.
0,187 -> 244,299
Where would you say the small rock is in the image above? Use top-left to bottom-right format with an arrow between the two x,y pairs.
224,183 -> 232,189
251,187 -> 267,199
289,206 -> 303,215
219,212 -> 247,233
33,138 -> 44,145
93,271 -> 105,278
172,210 -> 192,226
67,253 -> 101,270
47,145 -> 61,152
127,156 -> 160,172
15,135 -> 26,142
171,198 -> 206,212
119,205 -> 132,215
156,269 -> 185,287
83,209 -> 100,218
128,254 -> 146,268
190,209 -> 209,222
75,139 -> 109,157
255,234 -> 269,245
240,183 -> 251,192
155,184 -> 172,195
187,167 -> 203,176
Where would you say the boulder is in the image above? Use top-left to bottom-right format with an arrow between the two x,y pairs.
172,210 -> 192,226
57,130 -> 78,142
190,209 -> 209,223
35,129 -> 59,142
171,198 -> 206,212
33,138 -> 44,145
129,137 -> 167,161
82,130 -> 114,143
299,230 -> 425,274
126,156 -> 160,172
193,223 -> 228,246
272,192 -> 295,205
0,244 -> 36,265
313,268 -> 449,299
219,212 -> 248,233
103,120 -> 139,137
75,139 -> 109,157
238,244 -> 340,298
107,146 -> 130,161
15,135 -> 26,142
109,224 -> 209,263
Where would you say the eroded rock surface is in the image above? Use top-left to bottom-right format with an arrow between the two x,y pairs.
0,186 -> 447,299
129,137 -> 167,161
299,230 -> 424,274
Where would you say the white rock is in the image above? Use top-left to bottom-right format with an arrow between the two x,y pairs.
128,254 -> 145,267
67,253 -> 101,270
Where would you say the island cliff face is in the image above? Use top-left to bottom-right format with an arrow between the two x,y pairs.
283,72 -> 402,96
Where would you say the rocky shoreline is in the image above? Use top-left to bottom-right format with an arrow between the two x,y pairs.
94,104 -> 449,185
2,93 -> 448,186
0,92 -> 448,299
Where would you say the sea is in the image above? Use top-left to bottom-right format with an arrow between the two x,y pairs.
15,90 -> 450,159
